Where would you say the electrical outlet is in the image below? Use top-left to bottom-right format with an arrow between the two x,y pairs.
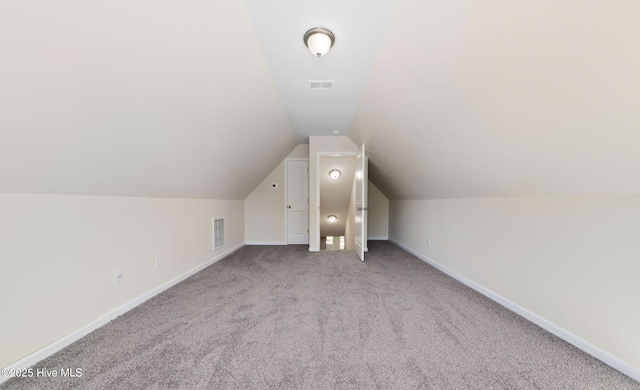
155,256 -> 162,269
426,238 -> 430,247
114,269 -> 124,285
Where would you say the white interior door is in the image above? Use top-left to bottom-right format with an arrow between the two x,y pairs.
354,145 -> 368,261
287,160 -> 309,244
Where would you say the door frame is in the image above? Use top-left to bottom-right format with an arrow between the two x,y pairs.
314,151 -> 357,250
355,144 -> 368,260
284,158 -> 309,245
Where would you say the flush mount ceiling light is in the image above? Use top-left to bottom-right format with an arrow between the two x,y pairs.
329,169 -> 341,179
304,27 -> 335,57
327,215 -> 338,222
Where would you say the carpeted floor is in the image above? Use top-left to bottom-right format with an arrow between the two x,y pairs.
3,241 -> 638,389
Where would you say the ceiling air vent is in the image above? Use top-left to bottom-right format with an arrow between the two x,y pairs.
309,80 -> 334,91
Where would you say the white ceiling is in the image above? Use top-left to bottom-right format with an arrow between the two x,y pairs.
244,0 -> 396,143
1,0 -> 639,201
319,156 -> 356,236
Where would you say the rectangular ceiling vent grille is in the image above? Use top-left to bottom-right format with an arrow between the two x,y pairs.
309,80 -> 334,91
212,217 -> 224,251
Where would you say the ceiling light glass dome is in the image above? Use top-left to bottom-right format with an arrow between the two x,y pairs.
304,28 -> 335,57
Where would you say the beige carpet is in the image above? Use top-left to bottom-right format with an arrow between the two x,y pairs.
2,242 -> 638,389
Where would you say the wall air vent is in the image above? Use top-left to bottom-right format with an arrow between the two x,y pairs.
212,217 -> 224,251
309,80 -> 334,91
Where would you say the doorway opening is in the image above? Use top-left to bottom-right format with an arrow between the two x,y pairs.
319,156 -> 356,251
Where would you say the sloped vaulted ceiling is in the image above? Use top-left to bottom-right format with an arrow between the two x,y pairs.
2,0 -> 639,201
350,0 -> 640,200
0,1 -> 295,199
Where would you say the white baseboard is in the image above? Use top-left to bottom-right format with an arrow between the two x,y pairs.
368,237 -> 388,240
308,246 -> 319,252
388,238 -> 640,383
245,241 -> 287,245
0,243 -> 245,385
